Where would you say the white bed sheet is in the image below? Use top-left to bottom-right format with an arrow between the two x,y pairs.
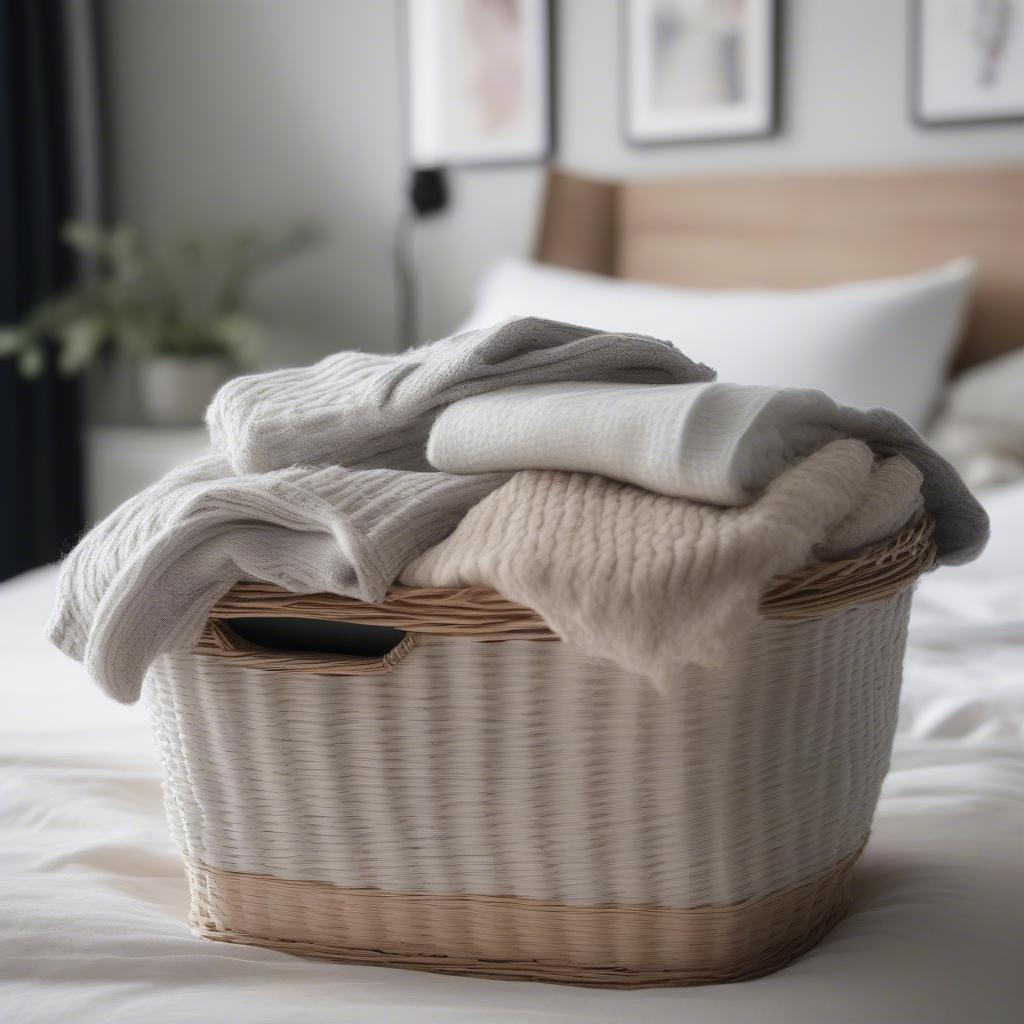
1,486 -> 1022,1024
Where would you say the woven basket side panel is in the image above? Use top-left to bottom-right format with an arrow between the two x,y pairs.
184,849 -> 859,986
145,592 -> 910,908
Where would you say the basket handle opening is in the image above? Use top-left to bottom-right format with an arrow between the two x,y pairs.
200,617 -> 417,676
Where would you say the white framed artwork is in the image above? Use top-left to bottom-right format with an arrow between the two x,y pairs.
624,0 -> 779,144
913,0 -> 1024,125
406,0 -> 553,167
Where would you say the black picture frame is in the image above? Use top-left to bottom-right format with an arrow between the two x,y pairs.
621,0 -> 782,147
910,0 -> 1024,128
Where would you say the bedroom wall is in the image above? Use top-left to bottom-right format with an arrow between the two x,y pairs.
102,0 -> 1024,373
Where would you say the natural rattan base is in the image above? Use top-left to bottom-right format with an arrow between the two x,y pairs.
186,846 -> 862,988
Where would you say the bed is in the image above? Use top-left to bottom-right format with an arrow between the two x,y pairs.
2,166 -> 1023,1023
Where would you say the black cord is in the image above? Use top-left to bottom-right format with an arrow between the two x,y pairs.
393,0 -> 415,351
392,198 -> 417,352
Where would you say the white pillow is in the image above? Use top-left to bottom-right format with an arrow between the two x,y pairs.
928,347 -> 1024,490
460,258 -> 975,428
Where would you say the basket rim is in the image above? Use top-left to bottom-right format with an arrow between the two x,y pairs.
205,516 -> 936,638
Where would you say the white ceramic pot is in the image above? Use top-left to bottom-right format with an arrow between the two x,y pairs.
138,356 -> 234,426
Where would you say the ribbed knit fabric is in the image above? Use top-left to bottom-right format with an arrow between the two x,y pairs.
426,381 -> 989,565
401,441 -> 925,688
47,456 -> 505,704
206,316 -> 714,473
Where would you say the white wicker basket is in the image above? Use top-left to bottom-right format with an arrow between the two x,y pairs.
145,518 -> 934,986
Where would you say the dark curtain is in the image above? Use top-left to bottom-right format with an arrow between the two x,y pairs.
0,0 -> 85,581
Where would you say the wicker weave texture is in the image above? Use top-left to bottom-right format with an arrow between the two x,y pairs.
202,516 -> 935,639
185,845 -> 861,987
147,591 -> 910,911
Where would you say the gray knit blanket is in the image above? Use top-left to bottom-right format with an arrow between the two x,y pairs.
48,318 -> 713,703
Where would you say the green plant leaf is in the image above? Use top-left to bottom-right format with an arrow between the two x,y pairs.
56,316 -> 106,375
108,225 -> 138,268
62,221 -> 108,255
0,327 -> 25,356
212,313 -> 264,364
17,346 -> 45,378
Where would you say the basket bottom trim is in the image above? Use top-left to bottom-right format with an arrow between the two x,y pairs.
185,846 -> 863,987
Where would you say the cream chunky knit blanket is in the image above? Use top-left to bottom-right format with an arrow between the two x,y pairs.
48,318 -> 711,704
402,440 -> 926,688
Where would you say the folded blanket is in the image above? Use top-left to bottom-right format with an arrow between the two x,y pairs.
207,317 -> 714,473
401,441 -> 925,688
426,381 -> 989,565
49,319 -> 713,704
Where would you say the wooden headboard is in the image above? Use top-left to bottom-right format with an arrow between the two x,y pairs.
535,165 -> 1024,372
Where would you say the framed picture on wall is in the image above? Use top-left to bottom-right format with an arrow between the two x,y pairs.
623,0 -> 780,145
406,0 -> 553,167
912,0 -> 1024,126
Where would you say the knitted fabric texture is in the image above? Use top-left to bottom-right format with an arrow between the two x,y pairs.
48,318 -> 713,704
47,456 -> 505,704
207,316 -> 714,474
401,441 -> 925,688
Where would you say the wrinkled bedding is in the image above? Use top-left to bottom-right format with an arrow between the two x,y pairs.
1,485 -> 1022,1024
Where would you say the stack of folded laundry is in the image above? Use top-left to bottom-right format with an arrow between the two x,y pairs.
48,317 -> 989,702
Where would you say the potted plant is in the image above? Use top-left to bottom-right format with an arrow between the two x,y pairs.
0,221 -> 317,425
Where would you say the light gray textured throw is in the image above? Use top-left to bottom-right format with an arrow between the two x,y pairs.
48,318 -> 713,704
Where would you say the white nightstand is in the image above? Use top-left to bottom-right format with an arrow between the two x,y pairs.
85,426 -> 209,523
